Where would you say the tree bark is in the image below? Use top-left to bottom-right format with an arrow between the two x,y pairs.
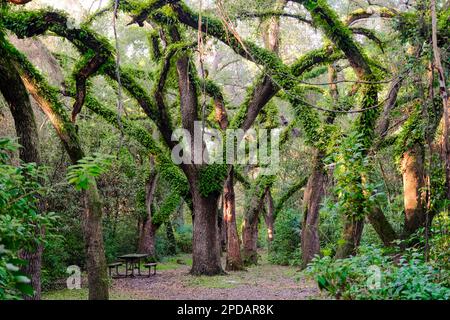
401,143 -> 427,237
241,192 -> 265,265
190,186 -> 223,275
431,0 -> 450,203
301,64 -> 338,268
301,150 -> 327,268
0,53 -> 42,300
224,168 -> 244,271
139,222 -> 158,258
212,77 -> 242,270
82,185 -> 109,300
218,197 -> 227,253
138,159 -> 159,258
335,216 -> 364,259
172,33 -> 224,274
264,188 -> 275,244
241,214 -> 259,265
367,206 -> 397,246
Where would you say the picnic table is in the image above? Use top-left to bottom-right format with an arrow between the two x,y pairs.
117,253 -> 148,277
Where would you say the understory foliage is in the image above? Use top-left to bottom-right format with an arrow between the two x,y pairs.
66,153 -> 114,191
268,209 -> 301,266
0,0 -> 449,301
0,139 -> 56,299
307,245 -> 450,300
331,132 -> 377,219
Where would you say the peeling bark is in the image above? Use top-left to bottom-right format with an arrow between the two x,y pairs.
264,188 -> 275,244
401,143 -> 427,237
224,168 -> 244,271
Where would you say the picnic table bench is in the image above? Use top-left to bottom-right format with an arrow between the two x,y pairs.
108,262 -> 123,278
108,254 -> 157,278
144,263 -> 157,276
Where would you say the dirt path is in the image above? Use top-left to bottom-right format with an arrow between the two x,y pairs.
44,253 -> 320,300
110,256 -> 319,300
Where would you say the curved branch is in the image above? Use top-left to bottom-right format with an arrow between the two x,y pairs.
350,27 -> 384,52
2,9 -> 177,149
234,169 -> 251,189
82,92 -> 191,204
200,78 -> 229,130
292,0 -> 373,78
2,39 -> 83,162
7,0 -> 33,4
274,176 -> 307,219
126,0 -> 180,26
72,52 -> 108,122
237,10 -> 312,25
153,42 -> 195,133
345,7 -> 397,26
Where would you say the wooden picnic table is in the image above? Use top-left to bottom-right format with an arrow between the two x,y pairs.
117,253 -> 148,277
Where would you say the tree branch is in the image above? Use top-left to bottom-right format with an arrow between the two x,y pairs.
7,0 -> 33,4
72,52 -> 108,122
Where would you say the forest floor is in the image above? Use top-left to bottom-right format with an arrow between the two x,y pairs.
43,250 -> 321,300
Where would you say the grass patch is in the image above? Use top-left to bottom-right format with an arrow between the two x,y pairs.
43,287 -> 139,300
43,288 -> 89,300
184,275 -> 240,289
157,254 -> 192,270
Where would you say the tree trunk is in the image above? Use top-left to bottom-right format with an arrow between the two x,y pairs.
241,215 -> 259,265
264,188 -> 275,244
224,168 -> 244,271
301,63 -> 337,269
9,53 -> 109,299
401,143 -> 427,237
190,186 -> 223,275
218,197 -> 227,252
367,206 -> 397,246
173,200 -> 185,229
241,184 -> 266,265
0,52 -> 42,300
166,220 -> 177,255
82,185 -> 109,300
138,158 -> 159,258
139,221 -> 158,259
301,150 -> 327,268
335,217 -> 364,259
431,0 -> 450,203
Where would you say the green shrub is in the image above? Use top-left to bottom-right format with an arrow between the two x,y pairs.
429,211 -> 450,285
175,225 -> 192,253
41,234 -> 69,290
155,227 -> 173,257
318,196 -> 343,256
103,217 -> 138,262
268,209 -> 301,266
0,138 -> 57,299
307,245 -> 450,300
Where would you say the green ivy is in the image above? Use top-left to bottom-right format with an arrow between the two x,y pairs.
197,164 -> 228,197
